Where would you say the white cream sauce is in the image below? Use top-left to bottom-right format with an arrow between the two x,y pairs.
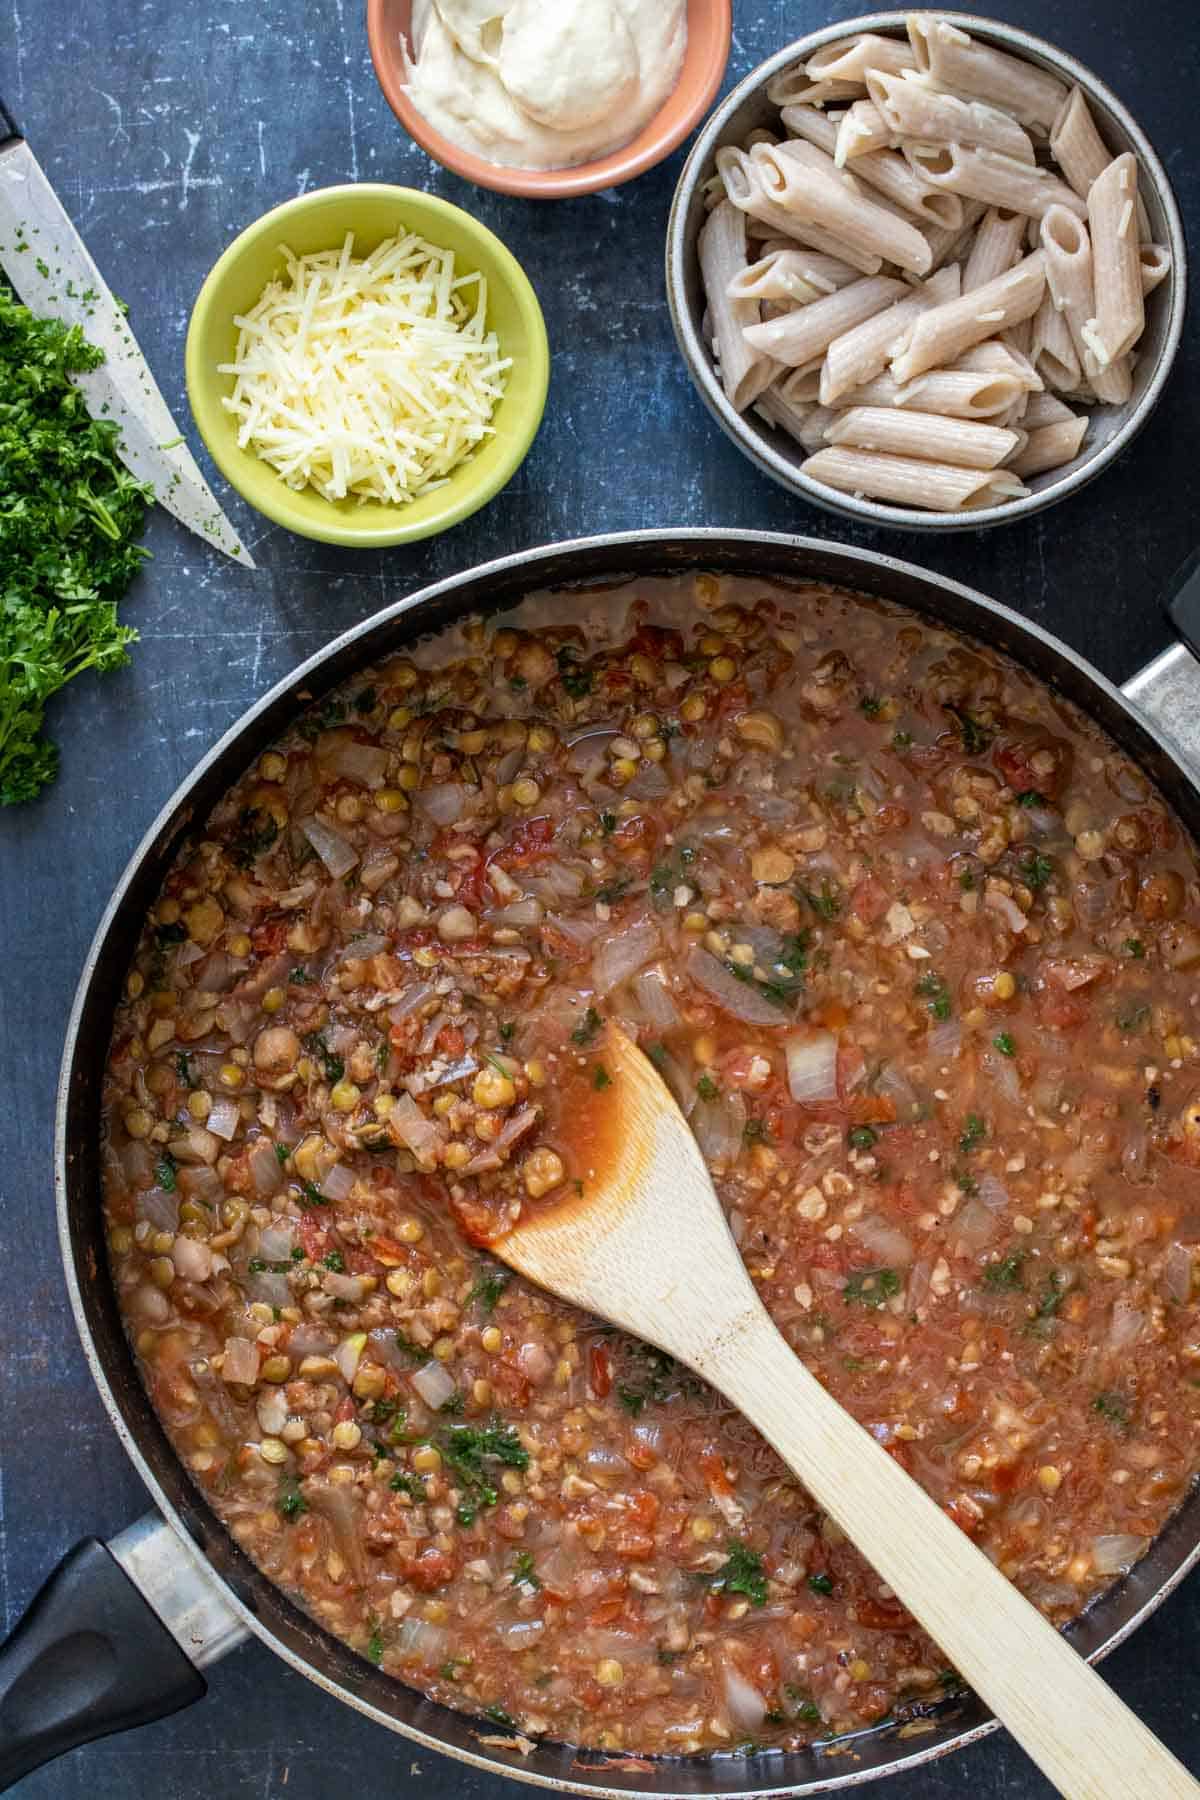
403,0 -> 688,172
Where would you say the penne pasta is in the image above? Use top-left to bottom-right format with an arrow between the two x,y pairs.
753,139 -> 933,275
1030,291 -> 1082,391
753,386 -> 813,446
801,444 -> 1029,509
1140,244 -> 1172,296
798,405 -> 838,454
744,273 -> 908,368
699,202 -> 780,412
1003,318 -> 1034,357
805,32 -> 917,82
922,198 -> 988,271
824,405 -> 1023,469
1084,152 -> 1144,367
1090,355 -> 1133,405
834,100 -> 894,165
957,339 -> 1043,391
821,264 -> 959,405
962,207 -> 1027,292
766,65 -> 863,108
1049,86 -> 1110,199
778,366 -> 825,404
890,252 -> 1047,384
892,367 -> 1026,418
906,142 -> 1088,222
1040,205 -> 1096,379
864,68 -> 1035,165
1022,391 -> 1077,428
729,252 -> 827,306
716,146 -> 885,273
1008,414 -> 1089,476
781,105 -> 962,228
906,14 -> 1067,131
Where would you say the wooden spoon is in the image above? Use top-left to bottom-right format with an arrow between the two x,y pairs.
492,1024 -> 1199,1799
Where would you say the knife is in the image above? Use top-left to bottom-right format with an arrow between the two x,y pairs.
0,97 -> 255,569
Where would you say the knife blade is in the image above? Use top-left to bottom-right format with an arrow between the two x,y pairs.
0,113 -> 255,569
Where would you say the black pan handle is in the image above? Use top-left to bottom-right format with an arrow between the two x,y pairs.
1165,547 -> 1200,662
0,1538 -> 206,1790
0,96 -> 20,146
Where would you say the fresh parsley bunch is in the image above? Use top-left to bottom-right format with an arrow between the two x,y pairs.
0,281 -> 150,804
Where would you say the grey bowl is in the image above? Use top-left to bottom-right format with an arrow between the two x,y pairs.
666,10 -> 1188,531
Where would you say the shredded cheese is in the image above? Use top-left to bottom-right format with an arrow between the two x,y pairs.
219,229 -> 512,505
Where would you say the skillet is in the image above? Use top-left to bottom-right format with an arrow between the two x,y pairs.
7,528 -> 1200,1794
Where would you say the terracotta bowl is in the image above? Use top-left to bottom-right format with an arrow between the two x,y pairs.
367,0 -> 732,199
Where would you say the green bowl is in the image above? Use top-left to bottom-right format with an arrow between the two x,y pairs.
185,185 -> 550,547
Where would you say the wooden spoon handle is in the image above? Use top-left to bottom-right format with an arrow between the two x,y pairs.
711,1311 -> 1199,1800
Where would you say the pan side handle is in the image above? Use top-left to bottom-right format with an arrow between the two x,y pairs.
1122,551 -> 1200,777
0,1517 -> 247,1790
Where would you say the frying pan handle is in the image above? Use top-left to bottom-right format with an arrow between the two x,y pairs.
1121,549 -> 1200,779
0,1538 -> 205,1789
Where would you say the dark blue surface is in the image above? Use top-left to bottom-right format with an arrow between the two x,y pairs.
0,1 -> 1197,1795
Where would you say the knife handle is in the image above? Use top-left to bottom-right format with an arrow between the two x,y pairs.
0,96 -> 21,146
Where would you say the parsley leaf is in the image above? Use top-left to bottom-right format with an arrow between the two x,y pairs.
510,1550 -> 540,1590
707,1540 -> 768,1606
468,1269 -> 511,1312
843,1268 -> 900,1308
993,1032 -> 1015,1057
982,1250 -> 1026,1291
916,970 -> 952,1021
944,703 -> 993,756
571,1006 -> 601,1046
303,1030 -> 345,1084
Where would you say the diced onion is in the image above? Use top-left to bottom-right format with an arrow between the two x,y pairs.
692,1090 -> 748,1163
325,1271 -> 367,1302
1090,1533 -> 1149,1576
688,947 -> 786,1027
335,1332 -> 367,1383
300,815 -> 359,878
592,920 -> 661,996
207,1097 -> 241,1142
487,898 -> 544,928
785,1031 -> 839,1103
136,1186 -> 180,1232
630,965 -> 682,1032
1108,1302 -> 1146,1350
497,1619 -> 545,1648
1164,1241 -> 1194,1305
259,1222 -> 297,1261
320,735 -> 390,788
391,1091 -> 445,1162
412,1360 -> 458,1410
321,1163 -> 356,1203
221,1337 -> 260,1385
927,1016 -> 962,1062
722,1666 -> 768,1732
952,1196 -> 997,1251
850,1214 -> 915,1265
976,1172 -> 1011,1213
396,1618 -> 450,1660
250,1139 -> 283,1197
416,782 -> 472,825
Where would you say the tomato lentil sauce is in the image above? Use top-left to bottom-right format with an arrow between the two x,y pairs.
102,573 -> 1200,1756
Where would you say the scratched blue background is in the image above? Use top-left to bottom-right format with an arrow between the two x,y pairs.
0,1 -> 1198,1795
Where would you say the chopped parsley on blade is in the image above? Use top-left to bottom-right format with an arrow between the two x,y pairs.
0,282 -> 150,804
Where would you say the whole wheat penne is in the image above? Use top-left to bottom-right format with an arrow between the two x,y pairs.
1040,205 -> 1096,377
906,15 -> 1067,131
766,65 -> 863,108
1003,318 -> 1033,357
699,202 -> 779,412
781,106 -> 962,229
1030,291 -> 1081,391
1139,244 -> 1172,295
864,68 -> 1035,164
1084,153 -> 1144,367
957,340 -> 1042,391
1008,414 -> 1089,475
922,198 -> 988,271
805,32 -> 917,82
821,265 -> 959,405
754,140 -> 933,275
1049,86 -> 1110,198
963,207 -> 1027,291
834,100 -> 893,164
1090,356 -> 1133,404
824,405 -> 1022,469
801,443 -> 1029,509
798,406 -> 838,454
729,252 -> 825,306
778,366 -> 825,404
1022,391 -> 1077,428
891,367 -> 1026,417
753,387 -> 813,446
890,252 -> 1046,384
716,147 -> 885,273
744,273 -> 908,368
906,142 -> 1087,222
